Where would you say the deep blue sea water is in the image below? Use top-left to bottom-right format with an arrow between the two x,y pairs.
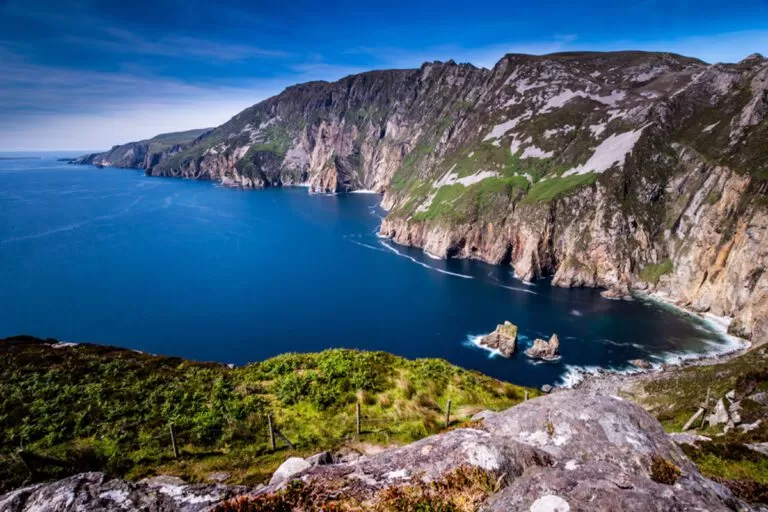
0,155 -> 739,387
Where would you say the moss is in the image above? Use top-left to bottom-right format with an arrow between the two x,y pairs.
706,190 -> 721,205
650,456 -> 681,485
522,173 -> 597,202
639,259 -> 673,285
411,176 -> 529,224
213,465 -> 499,512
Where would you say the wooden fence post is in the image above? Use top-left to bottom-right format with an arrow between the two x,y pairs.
356,402 -> 361,435
267,414 -> 276,451
524,390 -> 529,401
699,387 -> 711,429
445,399 -> 452,428
169,422 -> 179,459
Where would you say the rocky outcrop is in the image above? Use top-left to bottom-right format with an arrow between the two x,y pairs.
526,334 -> 560,360
478,321 -> 518,356
2,392 -> 754,511
73,129 -> 212,171
0,473 -> 246,512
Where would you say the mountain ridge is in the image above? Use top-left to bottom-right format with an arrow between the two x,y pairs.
74,50 -> 768,347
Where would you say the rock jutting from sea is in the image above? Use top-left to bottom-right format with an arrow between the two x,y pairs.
526,333 -> 560,361
478,321 -> 518,356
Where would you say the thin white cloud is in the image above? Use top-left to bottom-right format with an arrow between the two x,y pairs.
64,27 -> 290,62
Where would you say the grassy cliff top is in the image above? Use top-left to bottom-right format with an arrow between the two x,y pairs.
0,336 -> 535,493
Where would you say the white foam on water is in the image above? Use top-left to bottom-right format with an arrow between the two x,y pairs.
464,334 -> 503,358
1,195 -> 145,244
350,189 -> 379,194
558,293 -> 751,388
488,280 -> 540,296
348,239 -> 388,253
570,309 -> 583,316
379,241 -> 473,279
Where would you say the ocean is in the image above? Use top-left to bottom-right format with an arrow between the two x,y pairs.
0,155 -> 739,387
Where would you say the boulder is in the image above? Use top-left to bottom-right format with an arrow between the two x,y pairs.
526,334 -> 560,361
478,321 -> 518,357
269,457 -> 311,485
305,451 -> 335,466
708,398 -> 730,426
668,432 -> 712,446
629,358 -> 652,370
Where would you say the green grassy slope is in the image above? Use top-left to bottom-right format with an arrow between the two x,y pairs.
0,336 -> 534,493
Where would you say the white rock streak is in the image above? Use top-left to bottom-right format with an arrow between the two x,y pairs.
562,127 -> 647,177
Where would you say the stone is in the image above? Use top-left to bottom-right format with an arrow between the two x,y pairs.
478,321 -> 518,357
472,410 -> 498,421
305,451 -> 335,466
0,472 -> 247,512
205,472 -> 230,483
748,391 -> 768,405
747,442 -> 768,457
269,457 -> 311,485
726,389 -> 736,401
668,432 -> 711,446
740,419 -> 762,433
629,358 -> 652,370
707,399 -> 730,426
541,384 -> 553,394
526,334 -> 560,361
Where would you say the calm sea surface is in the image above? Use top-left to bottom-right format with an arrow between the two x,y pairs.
0,155 -> 737,386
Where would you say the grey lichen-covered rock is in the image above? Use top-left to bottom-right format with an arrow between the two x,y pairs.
1,392 -> 754,511
526,334 -> 560,361
479,392 -> 745,511
305,451 -> 335,466
268,456 -> 312,485
0,472 -> 246,512
709,398 -> 731,426
478,321 -> 519,357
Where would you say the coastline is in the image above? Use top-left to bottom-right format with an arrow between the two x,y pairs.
59,162 -> 755,392
570,290 -> 752,395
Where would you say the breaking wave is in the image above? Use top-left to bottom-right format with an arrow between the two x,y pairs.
379,241 -> 473,279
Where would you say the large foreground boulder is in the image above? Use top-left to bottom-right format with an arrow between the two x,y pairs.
0,392 -> 754,511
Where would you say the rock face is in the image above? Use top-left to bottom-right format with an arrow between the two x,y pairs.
73,129 -> 212,170
0,472 -> 246,512
1,392 -> 753,511
75,51 -> 768,347
526,333 -> 561,360
268,456 -> 311,485
478,321 -> 518,356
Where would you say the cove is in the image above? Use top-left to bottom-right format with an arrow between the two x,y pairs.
0,156 -> 737,387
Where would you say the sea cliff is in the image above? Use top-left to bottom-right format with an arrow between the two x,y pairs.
74,51 -> 768,345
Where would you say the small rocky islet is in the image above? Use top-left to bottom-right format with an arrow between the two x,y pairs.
478,321 -> 561,362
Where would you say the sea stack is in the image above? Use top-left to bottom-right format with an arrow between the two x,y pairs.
526,333 -> 560,361
478,321 -> 518,357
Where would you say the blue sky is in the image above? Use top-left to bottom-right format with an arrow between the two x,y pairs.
1,0 -> 767,150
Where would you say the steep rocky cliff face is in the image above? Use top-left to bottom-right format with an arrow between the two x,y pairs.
0,392 -> 754,511
76,51 -> 768,344
73,129 -> 212,170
